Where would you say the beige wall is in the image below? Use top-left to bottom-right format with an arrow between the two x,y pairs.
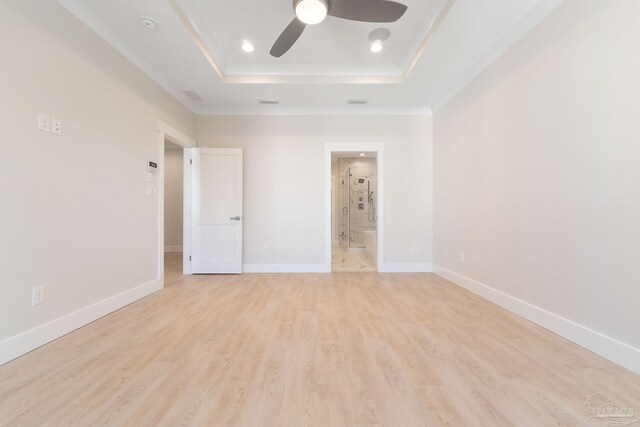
0,0 -> 195,348
196,115 -> 433,268
164,147 -> 184,249
434,0 -> 640,357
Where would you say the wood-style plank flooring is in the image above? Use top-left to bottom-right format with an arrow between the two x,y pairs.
0,253 -> 638,426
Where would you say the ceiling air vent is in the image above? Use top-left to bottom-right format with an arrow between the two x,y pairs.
257,98 -> 280,105
347,98 -> 370,105
183,90 -> 203,101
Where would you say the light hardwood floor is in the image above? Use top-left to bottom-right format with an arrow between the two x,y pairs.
0,253 -> 638,426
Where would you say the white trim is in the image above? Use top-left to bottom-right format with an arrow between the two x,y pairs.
433,265 -> 640,375
157,120 -> 197,279
182,150 -> 193,275
243,264 -> 329,274
431,0 -> 565,112
0,278 -> 162,366
57,0 -> 197,112
164,245 -> 183,253
402,0 -> 456,77
193,107 -> 433,116
325,143 -> 385,273
379,263 -> 433,273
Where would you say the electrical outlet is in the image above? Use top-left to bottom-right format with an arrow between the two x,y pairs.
412,245 -> 419,254
52,118 -> 62,135
460,253 -> 466,265
38,114 -> 50,133
262,246 -> 269,256
32,286 -> 45,305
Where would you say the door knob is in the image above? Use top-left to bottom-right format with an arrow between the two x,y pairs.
230,216 -> 241,221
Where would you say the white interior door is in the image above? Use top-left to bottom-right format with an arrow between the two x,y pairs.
189,148 -> 243,274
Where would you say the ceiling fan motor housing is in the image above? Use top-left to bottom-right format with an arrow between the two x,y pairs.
293,0 -> 330,10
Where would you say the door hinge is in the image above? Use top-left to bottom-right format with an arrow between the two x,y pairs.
190,159 -> 192,165
189,256 -> 192,261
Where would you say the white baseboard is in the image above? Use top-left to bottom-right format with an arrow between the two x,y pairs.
243,263 -> 434,274
164,246 -> 183,253
433,265 -> 640,375
243,264 -> 330,274
379,263 -> 433,273
0,278 -> 163,366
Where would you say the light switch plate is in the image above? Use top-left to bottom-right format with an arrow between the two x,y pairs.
38,114 -> 50,133
32,286 -> 45,305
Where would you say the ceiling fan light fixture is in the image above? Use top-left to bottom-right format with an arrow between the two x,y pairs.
295,0 -> 328,25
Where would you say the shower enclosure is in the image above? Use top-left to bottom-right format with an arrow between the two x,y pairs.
337,158 -> 377,250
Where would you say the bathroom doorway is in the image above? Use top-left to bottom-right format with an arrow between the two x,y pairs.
331,152 -> 379,272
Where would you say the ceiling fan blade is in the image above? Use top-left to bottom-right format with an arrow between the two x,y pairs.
270,18 -> 306,57
328,0 -> 408,23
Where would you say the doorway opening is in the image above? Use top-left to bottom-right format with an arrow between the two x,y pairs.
325,143 -> 384,273
332,154 -> 378,272
164,140 -> 184,283
156,120 -> 196,285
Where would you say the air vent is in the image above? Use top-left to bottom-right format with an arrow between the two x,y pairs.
257,98 -> 280,105
183,90 -> 203,101
347,98 -> 370,105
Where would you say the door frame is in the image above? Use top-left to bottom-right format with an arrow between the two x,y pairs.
157,120 -> 196,280
324,143 -> 385,273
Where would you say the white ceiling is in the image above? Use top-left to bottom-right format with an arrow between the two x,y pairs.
181,0 -> 450,74
58,0 -> 564,114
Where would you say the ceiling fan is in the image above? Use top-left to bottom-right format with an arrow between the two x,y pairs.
270,0 -> 408,57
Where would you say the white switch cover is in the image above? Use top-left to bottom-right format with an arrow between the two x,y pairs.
38,114 -> 50,133
52,118 -> 62,135
32,286 -> 45,305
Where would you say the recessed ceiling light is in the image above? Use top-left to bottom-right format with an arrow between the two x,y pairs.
295,0 -> 328,25
140,17 -> 158,31
242,41 -> 255,53
370,40 -> 384,53
360,153 -> 366,157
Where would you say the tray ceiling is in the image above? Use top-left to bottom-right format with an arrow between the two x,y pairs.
58,0 -> 564,113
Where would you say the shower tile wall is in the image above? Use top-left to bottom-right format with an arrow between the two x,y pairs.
339,158 -> 377,248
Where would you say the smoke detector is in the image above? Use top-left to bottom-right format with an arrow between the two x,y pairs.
140,17 -> 158,31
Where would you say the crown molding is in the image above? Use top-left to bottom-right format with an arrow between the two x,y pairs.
192,106 -> 432,116
431,0 -> 565,113
57,0 -> 198,113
